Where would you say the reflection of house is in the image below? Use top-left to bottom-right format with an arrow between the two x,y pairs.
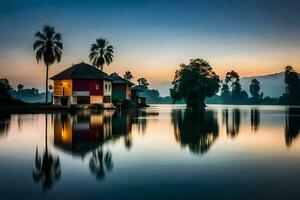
109,73 -> 134,102
53,111 -> 113,157
50,62 -> 112,105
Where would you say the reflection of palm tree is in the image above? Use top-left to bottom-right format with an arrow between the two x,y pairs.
89,148 -> 113,180
33,115 -> 61,190
251,109 -> 260,132
172,109 -> 219,155
285,107 -> 300,147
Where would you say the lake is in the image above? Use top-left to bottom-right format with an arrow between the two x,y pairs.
0,105 -> 300,200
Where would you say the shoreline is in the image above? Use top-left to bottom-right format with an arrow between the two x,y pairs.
0,104 -> 116,114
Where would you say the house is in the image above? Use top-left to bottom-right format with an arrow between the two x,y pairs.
50,62 -> 112,105
109,73 -> 134,102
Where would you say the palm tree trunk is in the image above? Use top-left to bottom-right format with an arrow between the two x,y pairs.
45,64 -> 49,103
45,114 -> 48,154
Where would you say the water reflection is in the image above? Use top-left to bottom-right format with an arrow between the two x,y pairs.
172,109 -> 219,155
89,147 -> 113,180
53,111 -> 114,158
2,106 -> 300,198
112,111 -> 134,149
222,109 -> 241,138
33,115 -> 61,190
0,114 -> 11,137
53,110 -> 139,181
251,109 -> 260,132
285,107 -> 300,147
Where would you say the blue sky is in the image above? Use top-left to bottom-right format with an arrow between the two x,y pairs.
0,0 -> 300,95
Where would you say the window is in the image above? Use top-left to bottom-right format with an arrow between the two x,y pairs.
105,84 -> 107,90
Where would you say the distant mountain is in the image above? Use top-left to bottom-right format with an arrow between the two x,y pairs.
240,72 -> 285,98
152,72 -> 286,98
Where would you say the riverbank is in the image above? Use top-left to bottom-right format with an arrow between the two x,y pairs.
0,103 -> 116,114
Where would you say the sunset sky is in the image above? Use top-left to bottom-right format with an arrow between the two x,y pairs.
1,0 -> 300,95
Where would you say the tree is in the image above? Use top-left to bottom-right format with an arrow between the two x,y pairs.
225,70 -> 248,101
249,79 -> 260,99
220,82 -> 230,100
279,66 -> 300,105
0,78 -> 12,104
0,78 -> 12,93
170,58 -> 220,108
137,78 -> 149,90
137,78 -> 149,86
33,25 -> 63,103
17,84 -> 24,91
89,38 -> 114,70
284,66 -> 300,98
123,71 -> 134,81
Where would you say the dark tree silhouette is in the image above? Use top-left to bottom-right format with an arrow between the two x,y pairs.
136,78 -> 149,91
17,84 -> 24,91
225,70 -> 248,101
171,109 -> 219,154
249,79 -> 260,100
33,115 -> 61,190
170,58 -> 220,108
89,38 -> 114,70
123,71 -> 134,81
89,148 -> 113,180
33,25 -> 63,103
280,66 -> 300,105
0,78 -> 13,104
221,81 -> 230,100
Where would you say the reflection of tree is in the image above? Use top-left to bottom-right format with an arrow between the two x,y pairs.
251,109 -> 260,132
33,115 -> 61,190
222,109 -> 241,138
0,114 -> 11,137
172,109 -> 219,155
112,111 -> 133,149
89,147 -> 113,180
285,107 -> 300,147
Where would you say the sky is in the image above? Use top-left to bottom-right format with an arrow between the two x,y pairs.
1,0 -> 300,95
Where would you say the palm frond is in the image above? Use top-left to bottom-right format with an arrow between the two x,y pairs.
35,31 -> 47,41
54,41 -> 63,50
33,40 -> 45,50
52,33 -> 62,41
36,47 -> 45,63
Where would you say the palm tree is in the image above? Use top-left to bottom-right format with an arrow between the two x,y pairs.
33,25 -> 63,103
123,71 -> 134,81
89,38 -> 114,70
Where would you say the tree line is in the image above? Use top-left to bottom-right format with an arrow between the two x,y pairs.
170,58 -> 300,108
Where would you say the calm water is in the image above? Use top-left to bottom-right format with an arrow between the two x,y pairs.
0,105 -> 300,200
